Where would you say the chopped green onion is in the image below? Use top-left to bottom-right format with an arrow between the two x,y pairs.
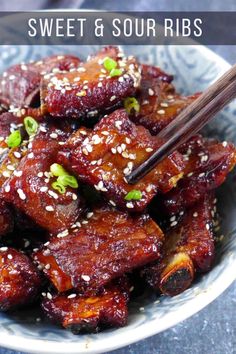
51,181 -> 66,194
110,68 -> 122,77
6,130 -> 22,148
125,189 -> 142,201
124,97 -> 140,114
24,116 -> 38,136
103,57 -> 117,71
57,175 -> 78,189
50,163 -> 68,177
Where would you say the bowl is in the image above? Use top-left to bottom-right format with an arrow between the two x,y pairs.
0,44 -> 235,354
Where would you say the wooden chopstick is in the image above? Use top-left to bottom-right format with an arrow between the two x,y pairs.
127,63 -> 236,184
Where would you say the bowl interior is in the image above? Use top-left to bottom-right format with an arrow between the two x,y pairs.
0,45 -> 235,354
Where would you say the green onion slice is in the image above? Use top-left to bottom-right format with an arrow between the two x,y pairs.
50,163 -> 68,177
24,116 -> 39,136
6,130 -> 22,148
125,189 -> 142,201
51,181 -> 66,194
110,68 -> 122,77
124,97 -> 140,114
57,175 -> 78,189
103,57 -> 117,71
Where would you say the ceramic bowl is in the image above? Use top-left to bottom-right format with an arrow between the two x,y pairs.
0,44 -> 235,354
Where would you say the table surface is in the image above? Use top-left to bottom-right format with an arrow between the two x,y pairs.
0,1 -> 235,353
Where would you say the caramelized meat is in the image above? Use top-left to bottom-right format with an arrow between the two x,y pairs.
0,200 -> 13,236
34,206 -> 164,293
131,76 -> 200,135
0,55 -> 81,108
58,109 -> 185,211
41,46 -> 141,118
42,279 -> 130,333
162,137 -> 236,214
140,64 -> 174,83
143,194 -> 216,296
1,125 -> 83,234
0,247 -> 41,310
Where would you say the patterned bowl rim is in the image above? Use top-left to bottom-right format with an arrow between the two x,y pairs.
0,42 -> 235,353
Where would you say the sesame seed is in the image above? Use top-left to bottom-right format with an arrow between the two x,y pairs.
170,215 -> 176,222
187,172 -> 193,177
76,90 -> 86,97
193,212 -> 198,217
97,82 -> 103,87
40,186 -> 48,192
123,167 -> 130,175
87,212 -> 94,218
126,202 -> 134,209
199,172 -> 205,177
82,148 -> 88,155
67,294 -> 77,299
157,109 -> 165,115
115,121 -> 122,129
2,171 -> 10,178
57,229 -> 69,238
139,307 -> 145,312
110,95 -> 116,102
92,135 -> 101,145
160,102 -> 169,107
17,188 -> 26,200
50,133 -> 58,139
81,275 -> 90,281
48,190 -> 58,199
4,185 -> 10,193
109,200 -> 116,206
117,146 -> 122,154
45,205 -> 54,212
72,193 -> 77,200
146,148 -> 153,153
47,292 -> 52,300
170,221 -> 178,227
148,88 -> 154,96
28,152 -> 34,159
13,151 -> 21,159
45,264 -> 50,270
14,170 -> 23,177
43,249 -> 50,256
146,185 -> 152,192
21,64 -> 27,71
0,247 -> 8,251
206,223 -> 210,230
86,144 -> 93,153
222,141 -> 228,147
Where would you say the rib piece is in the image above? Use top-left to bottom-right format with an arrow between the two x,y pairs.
34,206 -> 164,293
58,109 -> 185,212
140,64 -> 174,83
142,193 -> 216,296
130,75 -> 200,135
1,124 -> 83,234
41,46 -> 141,118
0,113 -> 30,236
0,55 -> 81,108
0,247 -> 41,310
162,137 -> 236,214
42,278 -> 130,333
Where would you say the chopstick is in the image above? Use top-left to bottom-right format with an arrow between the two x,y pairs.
127,63 -> 236,184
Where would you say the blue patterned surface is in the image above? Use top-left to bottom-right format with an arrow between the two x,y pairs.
0,44 -> 235,353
